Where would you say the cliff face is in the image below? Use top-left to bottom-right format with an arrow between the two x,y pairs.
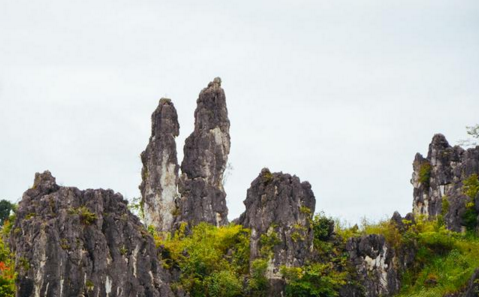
412,134 -> 479,231
238,168 -> 316,295
140,98 -> 180,232
11,171 -> 172,297
345,235 -> 399,297
176,78 -> 231,228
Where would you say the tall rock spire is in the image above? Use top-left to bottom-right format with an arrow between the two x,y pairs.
139,98 -> 180,232
412,134 -> 479,231
176,77 -> 231,227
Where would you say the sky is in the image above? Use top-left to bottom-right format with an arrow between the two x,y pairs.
1,0 -> 478,225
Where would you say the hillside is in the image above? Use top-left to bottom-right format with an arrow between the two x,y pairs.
1,78 -> 479,297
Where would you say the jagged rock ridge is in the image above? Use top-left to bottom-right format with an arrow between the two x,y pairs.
176,77 -> 231,228
140,98 -> 180,232
412,134 -> 479,231
11,171 -> 172,297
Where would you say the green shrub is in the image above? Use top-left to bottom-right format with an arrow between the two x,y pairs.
441,195 -> 450,216
281,263 -> 347,297
398,217 -> 479,296
312,214 -> 334,242
462,174 -> 479,231
259,228 -> 281,258
462,202 -> 477,232
247,259 -> 269,296
0,219 -> 15,297
77,207 -> 97,225
418,162 -> 432,187
463,174 -> 479,199
206,270 -> 243,297
157,223 -> 251,297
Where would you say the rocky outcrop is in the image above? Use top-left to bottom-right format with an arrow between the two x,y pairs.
238,168 -> 316,295
345,234 -> 400,297
463,269 -> 479,297
140,98 -> 180,232
176,77 -> 231,228
412,134 -> 479,231
11,171 -> 172,297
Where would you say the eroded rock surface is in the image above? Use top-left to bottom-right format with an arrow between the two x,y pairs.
140,98 -> 180,232
176,77 -> 231,228
11,171 -> 172,297
412,134 -> 479,231
346,234 -> 400,297
238,168 -> 316,295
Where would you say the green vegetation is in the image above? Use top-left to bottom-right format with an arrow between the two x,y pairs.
77,206 -> 97,225
86,279 -> 94,291
68,206 -> 98,225
281,263 -> 347,297
261,170 -> 273,183
463,174 -> 479,200
340,215 -> 479,297
418,162 -> 432,188
0,201 -> 14,226
458,124 -> 479,147
259,227 -> 281,258
128,197 -> 145,220
119,245 -> 128,256
462,174 -> 479,232
248,259 -> 269,296
282,214 -> 352,297
156,223 -> 253,297
399,225 -> 479,296
0,214 -> 16,296
441,195 -> 449,216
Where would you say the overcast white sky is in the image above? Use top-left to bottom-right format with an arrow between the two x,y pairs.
1,0 -> 478,224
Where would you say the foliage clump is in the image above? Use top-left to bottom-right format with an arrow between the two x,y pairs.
77,206 -> 97,225
0,211 -> 16,296
156,223 -> 252,297
462,174 -> 479,232
282,214 -> 351,297
281,263 -> 347,297
418,162 -> 432,188
345,215 -> 479,297
0,201 -> 14,226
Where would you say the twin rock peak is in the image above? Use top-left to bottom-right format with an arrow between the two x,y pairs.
139,77 -> 232,233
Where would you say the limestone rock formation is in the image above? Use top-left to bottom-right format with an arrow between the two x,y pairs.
345,234 -> 400,297
176,77 -> 231,228
140,98 -> 180,232
11,171 -> 172,297
238,168 -> 316,295
412,134 -> 479,231
463,269 -> 479,297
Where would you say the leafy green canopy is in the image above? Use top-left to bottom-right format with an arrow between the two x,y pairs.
156,223 -> 253,297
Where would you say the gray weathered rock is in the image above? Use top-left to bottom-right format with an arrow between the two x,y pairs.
345,234 -> 400,297
140,98 -> 180,232
463,268 -> 479,297
176,77 -> 230,228
412,134 -> 479,231
238,168 -> 316,295
11,171 -> 172,297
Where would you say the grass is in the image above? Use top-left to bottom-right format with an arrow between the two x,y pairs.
342,215 -> 479,297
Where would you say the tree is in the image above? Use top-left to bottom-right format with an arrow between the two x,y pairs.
0,201 -> 13,226
458,125 -> 479,147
